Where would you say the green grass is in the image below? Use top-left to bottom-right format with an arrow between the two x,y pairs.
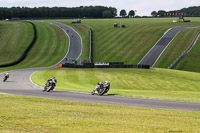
0,21 -> 34,65
32,68 -> 200,102
53,18 -> 200,66
154,28 -> 199,68
1,18 -> 200,132
173,36 -> 200,72
0,21 -> 68,72
0,94 -> 200,133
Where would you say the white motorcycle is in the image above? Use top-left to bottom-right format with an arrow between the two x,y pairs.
43,78 -> 57,92
91,81 -> 110,96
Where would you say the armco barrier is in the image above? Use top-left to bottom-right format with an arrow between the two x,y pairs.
89,28 -> 93,63
62,62 -> 150,69
0,21 -> 37,67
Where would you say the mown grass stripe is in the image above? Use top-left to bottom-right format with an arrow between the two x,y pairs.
154,28 -> 199,68
0,21 -> 34,65
32,68 -> 200,102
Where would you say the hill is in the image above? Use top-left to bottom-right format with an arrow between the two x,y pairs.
154,28 -> 199,69
56,18 -> 200,73
0,21 -> 68,72
0,21 -> 33,65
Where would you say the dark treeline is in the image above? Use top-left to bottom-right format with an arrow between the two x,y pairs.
151,6 -> 200,17
0,6 -> 117,19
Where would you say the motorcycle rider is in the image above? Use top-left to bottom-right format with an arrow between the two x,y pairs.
43,77 -> 57,92
103,81 -> 110,90
49,77 -> 57,84
91,81 -> 110,95
3,73 -> 9,82
4,73 -> 9,78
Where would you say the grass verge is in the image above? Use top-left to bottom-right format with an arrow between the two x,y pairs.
173,36 -> 200,72
32,68 -> 200,102
0,94 -> 200,133
154,28 -> 199,68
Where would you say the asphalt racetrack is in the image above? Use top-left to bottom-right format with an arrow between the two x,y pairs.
1,23 -> 200,112
139,26 -> 199,67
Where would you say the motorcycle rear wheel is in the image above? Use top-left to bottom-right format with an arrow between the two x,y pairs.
98,87 -> 106,95
3,78 -> 7,82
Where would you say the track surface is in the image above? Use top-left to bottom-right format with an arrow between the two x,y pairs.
1,23 -> 200,112
139,26 -> 198,67
49,22 -> 82,65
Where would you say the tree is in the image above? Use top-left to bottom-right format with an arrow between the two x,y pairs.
109,7 -> 117,17
157,10 -> 166,17
102,11 -> 112,18
128,10 -> 135,18
120,9 -> 126,17
0,6 -> 118,18
151,11 -> 157,17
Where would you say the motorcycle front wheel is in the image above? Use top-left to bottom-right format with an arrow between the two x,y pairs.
3,78 -> 7,82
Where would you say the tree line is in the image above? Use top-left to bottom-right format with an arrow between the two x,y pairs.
119,9 -> 136,18
151,6 -> 200,17
0,6 -> 117,19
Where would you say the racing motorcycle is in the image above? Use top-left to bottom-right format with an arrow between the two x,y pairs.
3,76 -> 8,82
43,79 -> 56,92
91,82 -> 110,96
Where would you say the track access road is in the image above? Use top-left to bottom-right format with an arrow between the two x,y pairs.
138,26 -> 199,67
1,23 -> 200,112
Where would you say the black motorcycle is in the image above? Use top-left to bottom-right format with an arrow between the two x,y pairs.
91,82 -> 110,96
43,80 -> 56,92
3,76 -> 8,82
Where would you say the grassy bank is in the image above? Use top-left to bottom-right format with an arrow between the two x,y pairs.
0,21 -> 33,65
154,28 -> 199,68
0,94 -> 199,133
0,21 -> 68,73
173,36 -> 200,72
32,68 -> 200,102
54,18 -> 200,65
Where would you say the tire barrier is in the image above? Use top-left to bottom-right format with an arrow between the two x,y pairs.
61,62 -> 150,69
0,21 -> 37,67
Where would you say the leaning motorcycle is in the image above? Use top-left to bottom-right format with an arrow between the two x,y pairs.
91,84 -> 109,96
43,80 -> 56,92
3,76 -> 8,82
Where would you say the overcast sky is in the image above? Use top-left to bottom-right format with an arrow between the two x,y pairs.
1,0 -> 200,16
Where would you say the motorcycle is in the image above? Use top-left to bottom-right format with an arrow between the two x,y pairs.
91,82 -> 110,96
43,80 -> 56,92
3,76 -> 8,82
